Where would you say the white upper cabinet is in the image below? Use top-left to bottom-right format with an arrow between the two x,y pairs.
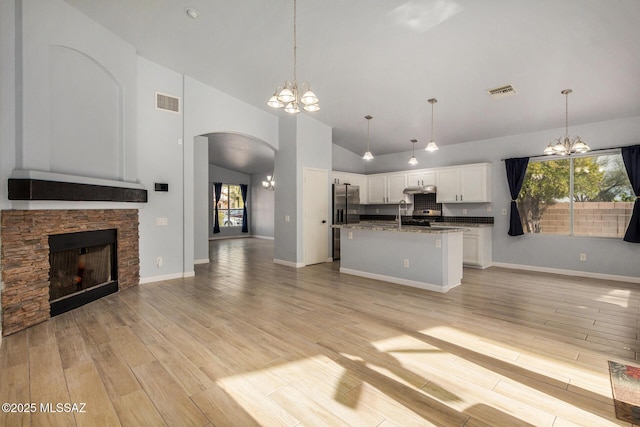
367,172 -> 408,204
367,175 -> 387,204
387,173 -> 408,204
406,170 -> 436,187
335,162 -> 491,205
332,171 -> 368,203
436,163 -> 492,203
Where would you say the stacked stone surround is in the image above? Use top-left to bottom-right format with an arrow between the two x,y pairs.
1,209 -> 139,336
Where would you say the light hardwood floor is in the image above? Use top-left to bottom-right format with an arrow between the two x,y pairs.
1,237 -> 639,426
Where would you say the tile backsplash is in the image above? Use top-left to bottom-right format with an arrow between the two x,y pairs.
413,193 -> 441,212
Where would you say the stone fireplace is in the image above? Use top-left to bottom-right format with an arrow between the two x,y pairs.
1,209 -> 139,336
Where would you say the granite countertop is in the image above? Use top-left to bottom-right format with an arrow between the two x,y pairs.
437,222 -> 493,228
332,223 -> 466,234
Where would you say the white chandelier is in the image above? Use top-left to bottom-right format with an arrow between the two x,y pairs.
362,115 -> 374,160
425,98 -> 439,152
267,0 -> 319,114
262,173 -> 275,190
543,89 -> 590,156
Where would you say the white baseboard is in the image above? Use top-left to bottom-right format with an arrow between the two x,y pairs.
194,258 -> 209,265
273,258 -> 305,268
139,271 -> 194,284
491,262 -> 640,284
340,267 -> 460,293
209,235 -> 251,241
252,235 -> 274,240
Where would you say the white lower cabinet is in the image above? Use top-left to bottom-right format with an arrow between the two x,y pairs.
462,227 -> 492,269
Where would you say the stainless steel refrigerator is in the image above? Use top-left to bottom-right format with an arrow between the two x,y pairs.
332,183 -> 360,260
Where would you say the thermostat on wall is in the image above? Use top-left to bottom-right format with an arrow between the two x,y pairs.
154,183 -> 169,192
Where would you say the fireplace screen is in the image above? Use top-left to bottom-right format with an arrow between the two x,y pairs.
49,244 -> 113,301
48,229 -> 117,314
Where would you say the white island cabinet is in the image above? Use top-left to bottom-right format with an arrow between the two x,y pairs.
336,224 -> 463,292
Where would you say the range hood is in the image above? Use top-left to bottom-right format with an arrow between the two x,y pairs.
403,185 -> 437,195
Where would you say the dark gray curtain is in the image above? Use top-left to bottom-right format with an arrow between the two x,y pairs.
240,184 -> 248,233
622,145 -> 640,243
505,157 -> 529,236
213,182 -> 222,234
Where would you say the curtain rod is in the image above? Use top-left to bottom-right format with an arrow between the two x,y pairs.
500,145 -> 635,162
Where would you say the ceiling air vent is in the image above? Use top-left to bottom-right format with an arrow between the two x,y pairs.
156,92 -> 180,113
487,84 -> 517,99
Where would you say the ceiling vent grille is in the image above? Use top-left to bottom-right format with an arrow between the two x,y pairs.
156,92 -> 180,113
487,85 -> 517,99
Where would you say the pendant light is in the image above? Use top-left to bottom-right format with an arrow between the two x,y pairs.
362,115 -> 374,160
408,139 -> 419,165
425,98 -> 439,152
267,0 -> 320,114
543,89 -> 590,156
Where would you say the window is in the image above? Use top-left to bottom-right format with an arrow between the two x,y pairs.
216,184 -> 244,228
518,153 -> 634,237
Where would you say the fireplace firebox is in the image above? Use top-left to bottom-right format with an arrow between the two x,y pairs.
48,229 -> 118,316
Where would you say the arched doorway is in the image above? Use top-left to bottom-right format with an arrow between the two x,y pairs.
193,132 -> 276,263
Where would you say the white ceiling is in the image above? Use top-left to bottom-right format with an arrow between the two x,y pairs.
65,0 -> 640,166
207,133 -> 275,175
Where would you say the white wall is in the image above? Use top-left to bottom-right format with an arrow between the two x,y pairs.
274,114 -> 333,265
362,115 -> 640,279
250,174 -> 275,238
0,0 -> 16,212
184,76 -> 279,275
193,136 -> 209,263
298,114 -> 333,260
18,0 -> 137,181
136,57 -> 185,280
333,143 -> 366,174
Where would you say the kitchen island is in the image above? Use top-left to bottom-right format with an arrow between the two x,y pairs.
334,223 -> 465,293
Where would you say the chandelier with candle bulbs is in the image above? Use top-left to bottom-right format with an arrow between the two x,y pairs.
543,89 -> 590,156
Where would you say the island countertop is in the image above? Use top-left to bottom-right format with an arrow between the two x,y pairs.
332,223 -> 466,234
337,225 -> 463,293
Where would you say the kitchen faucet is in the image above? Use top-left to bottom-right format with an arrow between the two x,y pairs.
398,200 -> 407,228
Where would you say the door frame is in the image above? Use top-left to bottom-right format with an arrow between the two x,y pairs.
303,167 -> 329,265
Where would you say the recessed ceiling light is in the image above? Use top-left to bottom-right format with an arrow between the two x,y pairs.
184,8 -> 199,20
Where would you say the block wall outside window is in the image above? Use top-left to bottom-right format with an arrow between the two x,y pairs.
518,153 -> 634,238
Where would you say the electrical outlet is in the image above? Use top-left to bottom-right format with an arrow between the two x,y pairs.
156,256 -> 162,267
285,215 -> 290,223
502,208 -> 508,215
156,217 -> 168,226
435,239 -> 442,248
487,206 -> 493,213
462,209 -> 468,215
403,259 -> 410,268
348,232 -> 353,240
580,253 -> 587,261
376,209 -> 379,213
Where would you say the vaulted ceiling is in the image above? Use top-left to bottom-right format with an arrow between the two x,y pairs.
66,0 -> 640,166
